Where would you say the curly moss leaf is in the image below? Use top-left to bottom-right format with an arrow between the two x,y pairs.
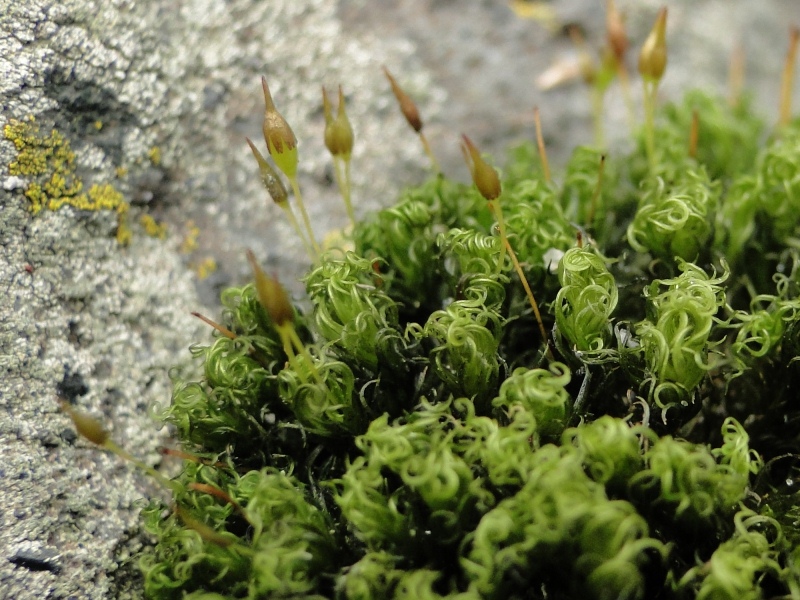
563,416 -> 646,493
555,246 -> 618,352
560,145 -> 617,227
464,446 -> 661,600
139,78 -> 800,599
501,178 -> 575,285
457,403 -> 537,489
352,178 -> 490,316
631,419 -> 757,529
335,452 -> 416,552
437,228 -> 508,313
656,90 -> 763,182
356,401 -> 474,513
394,569 -> 465,599
420,301 -> 503,409
494,361 -> 571,444
677,510 -> 785,600
278,352 -> 361,437
220,283 -> 302,348
718,123 -> 800,267
712,417 -> 761,480
140,467 -> 340,599
305,252 -> 400,371
502,141 -> 545,187
627,170 -> 719,262
755,126 -> 800,243
244,472 -> 340,597
633,260 -> 727,408
335,551 -> 404,600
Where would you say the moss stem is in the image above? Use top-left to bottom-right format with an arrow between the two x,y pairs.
279,201 -> 316,260
642,79 -> 657,171
779,26 -> 799,129
533,107 -> 551,183
489,199 -> 509,275
191,312 -> 237,340
288,177 -> 321,258
333,157 -> 356,228
419,132 -> 441,173
104,440 -> 182,493
587,154 -> 606,230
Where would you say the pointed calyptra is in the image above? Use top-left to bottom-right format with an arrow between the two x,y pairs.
246,137 -> 289,206
261,76 -> 299,179
460,135 -> 501,201
323,86 -> 354,159
606,0 -> 628,65
638,7 -> 668,82
383,66 -> 424,133
246,250 -> 294,327
60,400 -> 110,446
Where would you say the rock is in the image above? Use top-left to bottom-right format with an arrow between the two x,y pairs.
8,545 -> 62,575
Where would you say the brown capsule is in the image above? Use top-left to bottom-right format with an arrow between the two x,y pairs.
322,86 -> 354,158
460,134 -> 501,201
382,66 -> 424,133
60,400 -> 110,446
245,137 -> 288,206
246,250 -> 294,327
606,0 -> 628,64
261,76 -> 299,178
638,7 -> 668,82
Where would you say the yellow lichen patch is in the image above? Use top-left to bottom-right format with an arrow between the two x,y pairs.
115,166 -> 128,178
179,220 -> 214,278
116,213 -> 132,246
180,220 -> 200,254
193,257 -> 217,280
148,145 -> 161,166
5,117 -> 68,181
3,116 -> 132,244
140,214 -> 168,239
509,0 -> 559,31
94,120 -> 103,131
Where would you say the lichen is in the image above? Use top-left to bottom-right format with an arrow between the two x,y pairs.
192,257 -> 217,280
180,219 -> 200,253
140,214 -> 168,239
3,116 -> 131,244
147,145 -> 161,166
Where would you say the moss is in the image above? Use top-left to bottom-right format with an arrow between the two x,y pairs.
122,83 -> 800,597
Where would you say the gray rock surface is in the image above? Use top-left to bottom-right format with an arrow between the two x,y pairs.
0,0 -> 797,599
0,3 -> 204,598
